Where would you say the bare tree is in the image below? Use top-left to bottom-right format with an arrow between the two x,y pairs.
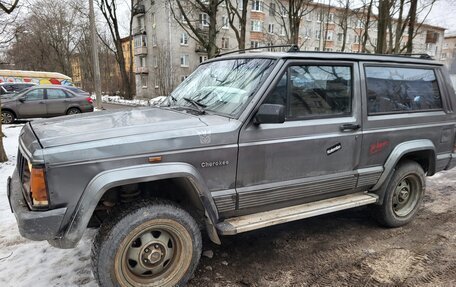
0,0 -> 19,163
97,0 -> 134,99
155,43 -> 178,96
224,0 -> 248,50
272,0 -> 314,45
170,0 -> 223,58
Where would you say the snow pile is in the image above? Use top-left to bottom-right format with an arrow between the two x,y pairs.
0,125 -> 96,287
91,95 -> 167,107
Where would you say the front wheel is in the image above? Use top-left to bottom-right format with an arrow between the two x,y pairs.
92,200 -> 202,287
373,160 -> 425,227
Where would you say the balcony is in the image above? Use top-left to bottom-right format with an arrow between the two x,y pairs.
135,67 -> 149,74
134,46 -> 148,56
133,4 -> 145,16
133,26 -> 146,36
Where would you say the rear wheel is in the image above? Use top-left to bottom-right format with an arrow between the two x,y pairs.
66,107 -> 81,115
1,110 -> 15,124
373,160 -> 425,227
92,200 -> 202,287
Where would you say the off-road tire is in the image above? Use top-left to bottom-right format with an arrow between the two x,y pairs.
373,160 -> 425,227
66,107 -> 81,115
92,200 -> 202,287
1,110 -> 15,124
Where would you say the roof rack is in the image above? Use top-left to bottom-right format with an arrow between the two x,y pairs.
216,44 -> 299,57
401,53 -> 433,60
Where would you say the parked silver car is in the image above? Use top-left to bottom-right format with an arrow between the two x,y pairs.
0,82 -> 37,97
1,85 -> 94,124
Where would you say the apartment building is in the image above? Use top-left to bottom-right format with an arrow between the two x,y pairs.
441,35 -> 456,73
133,0 -> 445,98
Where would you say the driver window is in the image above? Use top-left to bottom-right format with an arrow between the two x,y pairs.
265,65 -> 353,120
24,89 -> 45,101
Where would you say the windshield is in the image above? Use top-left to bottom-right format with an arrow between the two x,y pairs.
169,58 -> 276,117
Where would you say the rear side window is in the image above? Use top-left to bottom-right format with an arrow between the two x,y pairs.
365,66 -> 442,114
47,89 -> 68,99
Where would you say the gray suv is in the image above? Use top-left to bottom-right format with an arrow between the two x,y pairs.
7,52 -> 456,287
1,85 -> 94,124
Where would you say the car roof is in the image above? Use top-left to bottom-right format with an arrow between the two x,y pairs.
209,51 -> 443,66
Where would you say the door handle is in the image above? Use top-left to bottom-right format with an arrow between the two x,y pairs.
340,123 -> 360,132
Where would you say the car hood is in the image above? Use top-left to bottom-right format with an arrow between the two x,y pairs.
30,107 -> 208,148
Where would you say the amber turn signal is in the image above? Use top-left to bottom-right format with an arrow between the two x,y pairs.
148,156 -> 162,163
30,166 -> 48,206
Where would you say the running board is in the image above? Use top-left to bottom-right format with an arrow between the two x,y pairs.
216,193 -> 378,235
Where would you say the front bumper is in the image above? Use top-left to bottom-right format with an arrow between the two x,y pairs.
7,168 -> 67,241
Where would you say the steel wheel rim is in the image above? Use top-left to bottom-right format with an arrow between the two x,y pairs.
115,220 -> 192,286
1,111 -> 13,124
392,175 -> 420,217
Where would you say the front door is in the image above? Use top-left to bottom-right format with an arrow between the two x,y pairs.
17,88 -> 47,118
236,61 -> 363,213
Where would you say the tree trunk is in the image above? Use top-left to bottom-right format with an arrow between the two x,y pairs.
376,0 -> 391,54
0,103 -> 7,162
406,0 -> 418,54
361,0 -> 373,53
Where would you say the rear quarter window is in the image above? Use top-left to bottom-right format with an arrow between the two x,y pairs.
365,66 -> 442,115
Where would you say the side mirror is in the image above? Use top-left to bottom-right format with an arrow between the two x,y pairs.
18,98 -> 25,103
254,104 -> 285,125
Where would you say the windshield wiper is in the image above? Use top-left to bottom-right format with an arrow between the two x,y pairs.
183,97 -> 206,114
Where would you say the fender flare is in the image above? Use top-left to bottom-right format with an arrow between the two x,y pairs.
371,139 -> 436,201
62,162 -> 219,246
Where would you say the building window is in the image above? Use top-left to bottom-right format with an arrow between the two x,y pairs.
134,34 -> 147,47
251,20 -> 263,32
199,55 -> 208,63
280,25 -> 286,36
316,12 -> 323,22
326,31 -> 333,41
305,11 -> 312,21
280,6 -> 287,17
151,34 -> 157,46
337,33 -> 343,42
180,54 -> 189,67
314,47 -> 319,51
328,13 -> 334,22
356,19 -> 363,28
315,29 -> 321,40
441,52 -> 447,59
354,35 -> 361,43
138,16 -> 145,31
302,28 -> 310,38
221,37 -> 229,49
151,13 -> 156,27
140,56 -> 147,67
250,41 -> 262,50
251,0 -> 263,12
180,32 -> 188,45
155,78 -> 159,89
199,13 -> 209,27
269,2 -> 275,16
141,74 -> 148,88
222,16 -> 229,29
268,23 -> 274,34
153,56 -> 158,68
180,75 -> 188,82
236,0 -> 243,10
